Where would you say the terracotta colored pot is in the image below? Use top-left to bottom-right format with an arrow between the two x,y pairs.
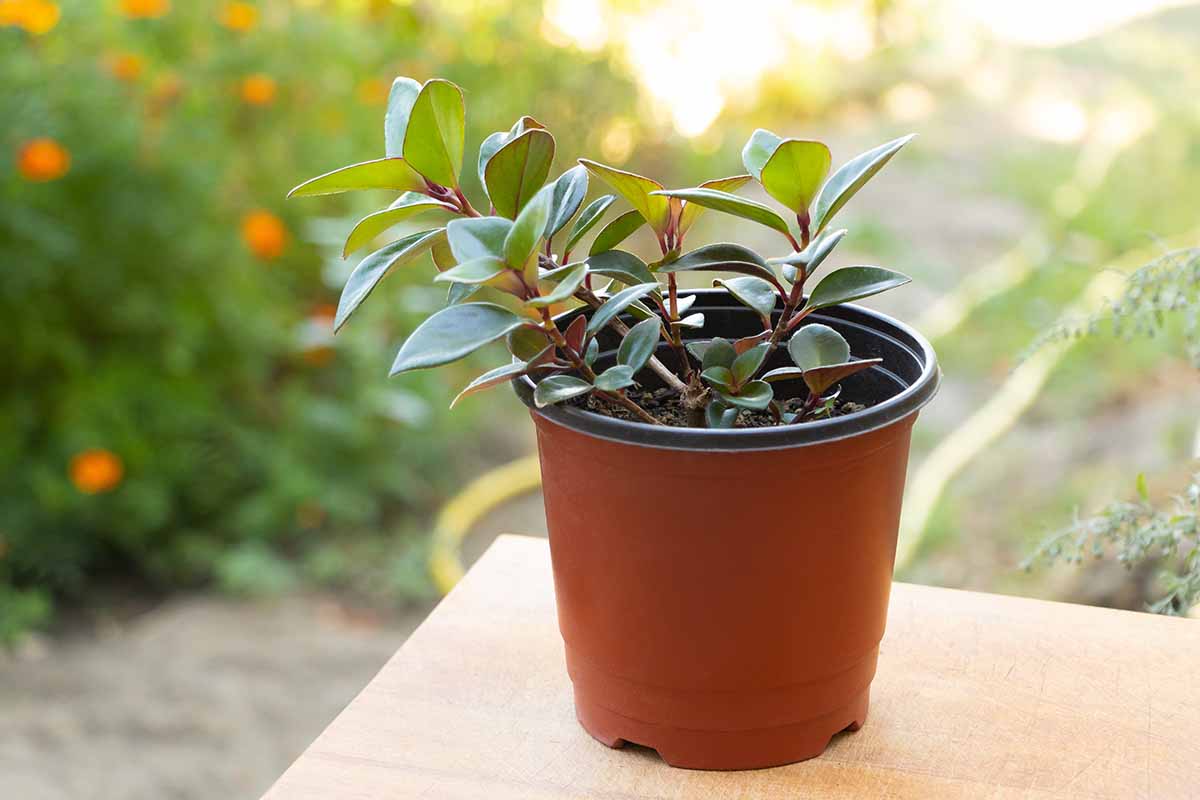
513,290 -> 939,770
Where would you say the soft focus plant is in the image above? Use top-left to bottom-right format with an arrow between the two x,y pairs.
293,76 -> 914,428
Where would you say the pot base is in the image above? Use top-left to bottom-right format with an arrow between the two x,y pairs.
574,687 -> 869,771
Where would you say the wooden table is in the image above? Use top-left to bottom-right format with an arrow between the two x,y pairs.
263,535 -> 1200,799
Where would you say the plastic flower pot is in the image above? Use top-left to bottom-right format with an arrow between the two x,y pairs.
513,289 -> 939,770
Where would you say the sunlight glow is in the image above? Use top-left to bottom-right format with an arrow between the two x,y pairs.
960,0 -> 1191,46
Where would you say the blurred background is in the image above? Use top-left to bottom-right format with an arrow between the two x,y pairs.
2,0 -> 1199,797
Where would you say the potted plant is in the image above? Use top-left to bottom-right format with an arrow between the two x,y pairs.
290,76 -> 939,770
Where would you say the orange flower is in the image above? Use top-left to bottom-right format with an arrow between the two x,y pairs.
118,0 -> 169,18
218,1 -> 256,31
240,74 -> 276,106
0,0 -> 60,34
16,138 -> 70,182
356,78 -> 388,107
70,449 -> 124,494
106,51 -> 145,82
242,210 -> 287,261
311,303 -> 337,324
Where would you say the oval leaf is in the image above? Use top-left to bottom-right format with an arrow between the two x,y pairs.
390,302 -> 524,375
761,366 -> 806,382
700,337 -> 736,370
714,275 -> 777,320
403,79 -> 466,188
806,266 -> 911,312
508,326 -> 551,361
588,209 -> 645,256
787,323 -> 850,370
384,76 -> 421,158
504,184 -> 554,268
731,342 -> 770,385
289,157 -> 425,198
594,364 -> 636,392
563,194 -> 615,255
701,366 -> 735,392
651,187 -> 791,238
741,128 -> 784,180
544,165 -> 589,239
706,401 -> 739,429
342,194 -> 455,257
586,282 -> 660,335
334,229 -> 444,332
812,134 -> 914,233
451,359 -> 531,408
533,374 -> 593,408
760,139 -> 831,214
722,380 -> 773,410
585,249 -> 656,287
677,174 -> 752,237
432,256 -> 508,285
446,216 -> 512,262
801,359 -> 882,397
527,263 -> 587,307
485,128 -> 556,219
658,243 -> 778,285
617,316 -> 662,373
774,227 -> 848,279
578,159 -> 671,235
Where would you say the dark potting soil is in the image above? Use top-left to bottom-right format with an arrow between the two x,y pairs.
579,386 -> 869,428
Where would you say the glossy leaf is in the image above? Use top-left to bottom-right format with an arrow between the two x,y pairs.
477,131 -> 508,191
342,193 -> 455,257
384,76 -> 421,158
760,139 -> 831,213
674,312 -> 705,329
775,227 -> 848,284
800,359 -> 881,397
334,229 -> 444,332
806,266 -> 911,312
533,375 -> 593,407
788,323 -> 851,370
578,159 -> 671,235
812,134 -> 914,233
446,216 -> 511,262
700,337 -> 736,370
594,364 -> 636,392
677,175 -> 752,237
544,165 -> 589,239
731,342 -> 770,385
432,256 -> 507,285
741,128 -> 784,180
447,283 -> 479,305
504,184 -> 554,268
586,282 -> 660,334
564,194 -> 615,254
403,79 -> 466,188
584,337 -> 599,366
658,243 -> 778,285
508,326 -> 551,361
718,380 -> 773,410
527,263 -> 586,307
585,249 -> 656,287
451,359 -> 531,408
288,157 -> 424,197
484,128 -> 556,219
701,366 -> 735,392
673,293 -> 697,316
650,188 -> 791,238
706,401 -> 739,429
713,276 -> 777,320
588,209 -> 646,256
617,317 -> 661,373
761,366 -> 805,382
563,314 -> 587,353
390,302 -> 525,375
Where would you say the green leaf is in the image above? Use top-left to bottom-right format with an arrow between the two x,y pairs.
701,366 -> 735,392
674,312 -> 704,329
504,184 -> 554,268
390,302 -> 525,375
812,134 -> 914,233
544,165 -> 588,239
384,76 -> 421,158
741,128 -> 784,180
731,342 -> 770,385
403,79 -> 466,188
578,159 -> 671,235
451,359 -> 530,408
760,139 -> 831,214
806,266 -> 911,312
342,193 -> 455,257
617,316 -> 662,372
527,263 -> 586,307
564,194 -> 615,255
334,228 -> 444,332
432,256 -> 507,285
585,250 -> 656,287
761,366 -> 805,382
588,209 -> 645,255
720,380 -> 773,410
700,337 -> 737,370
533,375 -> 593,407
714,276 -> 777,320
288,158 -> 425,197
446,216 -> 512,262
774,228 -> 848,283
586,282 -> 660,334
477,131 -> 508,191
800,359 -> 880,397
658,243 -> 778,285
1137,473 -> 1150,502
651,188 -> 791,238
447,283 -> 479,305
594,364 -> 636,392
706,401 -> 738,429
508,326 -> 550,361
484,128 -> 556,219
677,175 -> 753,237
788,323 -> 850,370
584,338 -> 599,366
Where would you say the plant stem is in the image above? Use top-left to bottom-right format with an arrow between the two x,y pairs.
576,287 -> 687,394
599,390 -> 662,425
453,187 -> 482,217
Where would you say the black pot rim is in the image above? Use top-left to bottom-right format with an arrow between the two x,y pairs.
512,289 -> 940,452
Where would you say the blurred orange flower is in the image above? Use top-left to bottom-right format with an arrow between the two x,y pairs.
106,51 -> 145,82
118,0 -> 169,18
70,449 -> 124,494
242,210 -> 287,260
1,0 -> 59,34
311,303 -> 337,324
16,138 -> 70,182
356,78 -> 388,107
219,1 -> 256,31
240,74 -> 276,106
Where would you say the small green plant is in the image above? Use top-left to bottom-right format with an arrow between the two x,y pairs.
291,76 -> 914,427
